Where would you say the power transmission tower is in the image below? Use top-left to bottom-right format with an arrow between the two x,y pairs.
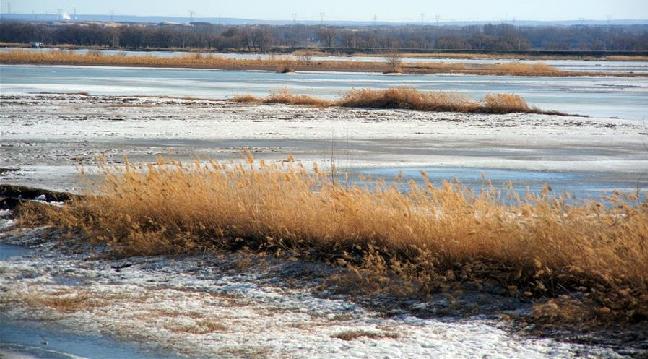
112,31 -> 119,48
189,10 -> 195,23
320,12 -> 325,25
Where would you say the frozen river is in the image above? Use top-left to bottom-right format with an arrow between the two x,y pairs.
1,59 -> 647,358
1,64 -> 647,120
1,94 -> 646,199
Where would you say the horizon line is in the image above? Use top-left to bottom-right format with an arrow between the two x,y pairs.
2,13 -> 648,24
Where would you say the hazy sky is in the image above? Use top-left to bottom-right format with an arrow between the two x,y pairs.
4,0 -> 648,22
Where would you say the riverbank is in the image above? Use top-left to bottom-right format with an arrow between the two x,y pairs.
0,215 -> 636,358
2,42 -> 647,62
2,49 -> 645,77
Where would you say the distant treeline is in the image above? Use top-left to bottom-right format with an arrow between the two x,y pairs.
1,21 -> 647,52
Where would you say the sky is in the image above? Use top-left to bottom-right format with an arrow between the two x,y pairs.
3,0 -> 648,22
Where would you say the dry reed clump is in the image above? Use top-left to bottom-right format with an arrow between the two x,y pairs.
338,88 -> 481,112
370,52 -> 648,62
19,158 -> 648,325
332,330 -> 399,341
235,88 -> 544,114
234,89 -> 333,107
231,94 -> 262,104
165,319 -> 227,334
487,62 -> 560,76
481,93 -> 531,113
264,89 -> 333,107
23,291 -> 103,313
606,55 -> 648,61
2,49 -> 632,77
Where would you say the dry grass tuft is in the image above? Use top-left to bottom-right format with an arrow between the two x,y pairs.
18,157 -> 648,325
487,62 -> 560,76
338,88 -> 481,112
235,89 -> 333,107
231,94 -> 262,104
165,319 -> 227,334
332,330 -> 399,341
482,93 -> 531,113
264,89 -> 333,107
24,291 -> 102,313
235,88 -> 547,114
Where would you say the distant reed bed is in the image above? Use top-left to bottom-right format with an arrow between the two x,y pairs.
0,49 -> 626,77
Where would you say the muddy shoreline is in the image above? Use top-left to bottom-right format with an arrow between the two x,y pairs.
0,217 -> 638,358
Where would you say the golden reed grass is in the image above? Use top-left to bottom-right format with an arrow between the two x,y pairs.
20,157 -> 648,324
1,49 -> 635,77
234,88 -> 551,114
364,51 -> 648,62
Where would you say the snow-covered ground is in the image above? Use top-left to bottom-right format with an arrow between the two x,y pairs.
2,93 -> 646,357
0,221 -> 624,359
1,94 -> 647,193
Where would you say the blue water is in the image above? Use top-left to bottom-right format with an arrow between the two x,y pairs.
350,166 -> 647,202
1,64 -> 647,120
0,243 -> 32,260
0,244 -> 183,359
0,320 -> 183,359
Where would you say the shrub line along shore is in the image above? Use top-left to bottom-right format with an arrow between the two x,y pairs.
0,49 -> 644,77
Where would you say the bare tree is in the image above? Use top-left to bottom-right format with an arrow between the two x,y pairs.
340,30 -> 358,48
296,49 -> 315,65
2,22 -> 646,53
384,51 -> 402,73
317,27 -> 337,48
252,27 -> 273,52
